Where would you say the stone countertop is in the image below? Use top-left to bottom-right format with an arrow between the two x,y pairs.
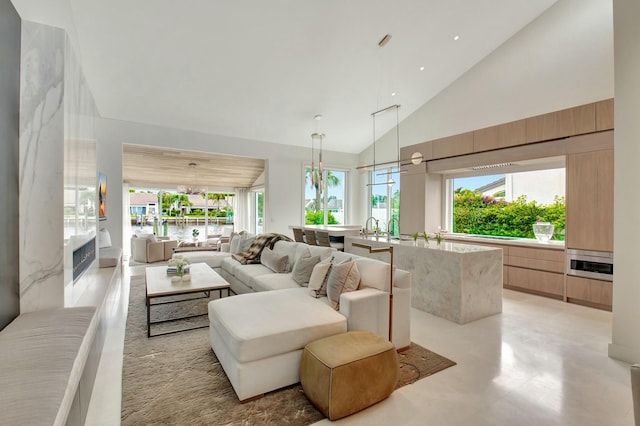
442,233 -> 566,251
352,235 -> 501,254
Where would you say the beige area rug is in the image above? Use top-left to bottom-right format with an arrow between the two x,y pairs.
122,275 -> 456,425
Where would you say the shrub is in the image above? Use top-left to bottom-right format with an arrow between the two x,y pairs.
453,190 -> 565,240
305,211 -> 338,225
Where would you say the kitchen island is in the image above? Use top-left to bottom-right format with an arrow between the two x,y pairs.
345,236 -> 503,325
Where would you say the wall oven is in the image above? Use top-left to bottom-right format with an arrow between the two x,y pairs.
566,249 -> 613,281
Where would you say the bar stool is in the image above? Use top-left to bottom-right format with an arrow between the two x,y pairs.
317,230 -> 344,251
305,230 -> 318,246
292,227 -> 305,243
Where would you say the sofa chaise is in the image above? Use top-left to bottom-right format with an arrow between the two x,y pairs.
208,239 -> 411,401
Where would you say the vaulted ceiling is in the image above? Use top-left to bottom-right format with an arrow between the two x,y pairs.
12,0 -> 559,153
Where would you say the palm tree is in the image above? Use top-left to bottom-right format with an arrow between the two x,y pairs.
305,169 -> 340,211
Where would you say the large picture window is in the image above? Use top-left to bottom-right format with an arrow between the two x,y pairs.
304,168 -> 347,225
447,167 -> 566,240
369,167 -> 400,237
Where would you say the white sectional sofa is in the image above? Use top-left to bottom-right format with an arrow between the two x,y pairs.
208,239 -> 411,401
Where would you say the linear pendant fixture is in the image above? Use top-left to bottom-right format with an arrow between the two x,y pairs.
365,104 -> 401,187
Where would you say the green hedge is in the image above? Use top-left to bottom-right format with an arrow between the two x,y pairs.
453,190 -> 565,240
305,211 -> 338,225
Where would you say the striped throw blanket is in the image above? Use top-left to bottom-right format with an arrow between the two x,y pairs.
232,233 -> 293,265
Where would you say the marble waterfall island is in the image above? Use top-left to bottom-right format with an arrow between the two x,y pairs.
345,237 -> 503,325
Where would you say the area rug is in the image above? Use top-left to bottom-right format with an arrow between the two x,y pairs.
122,275 -> 456,425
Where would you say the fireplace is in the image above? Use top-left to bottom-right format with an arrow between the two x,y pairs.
73,237 -> 96,282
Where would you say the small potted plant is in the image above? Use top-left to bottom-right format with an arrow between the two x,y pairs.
192,228 -> 200,242
412,232 -> 419,246
422,231 -> 429,247
435,232 -> 444,247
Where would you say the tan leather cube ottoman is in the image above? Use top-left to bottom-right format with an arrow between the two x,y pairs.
300,330 -> 398,421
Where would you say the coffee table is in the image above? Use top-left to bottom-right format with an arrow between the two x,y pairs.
145,262 -> 231,337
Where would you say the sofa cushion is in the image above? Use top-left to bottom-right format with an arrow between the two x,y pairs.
326,259 -> 360,310
236,235 -> 256,253
260,247 -> 289,273
175,251 -> 232,269
221,257 -> 240,276
291,255 -> 321,286
309,257 -> 333,298
136,233 -> 157,242
272,241 -> 300,271
208,287 -> 347,363
252,273 -> 300,292
354,257 -> 391,291
294,244 -> 333,265
234,264 -> 273,291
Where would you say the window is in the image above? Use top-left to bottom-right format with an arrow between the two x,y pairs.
253,190 -> 264,234
447,168 -> 565,240
369,167 -> 400,236
304,167 -> 347,225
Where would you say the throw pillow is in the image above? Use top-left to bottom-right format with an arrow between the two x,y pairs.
308,256 -> 333,298
229,232 -> 242,253
98,228 -> 112,248
261,247 -> 289,273
236,235 -> 256,253
326,259 -> 360,310
291,255 -> 321,286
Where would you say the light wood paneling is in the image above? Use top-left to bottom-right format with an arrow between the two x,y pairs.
473,120 -> 527,152
432,132 -> 474,159
507,256 -> 565,274
525,103 -> 596,143
566,275 -> 612,309
508,246 -> 565,262
401,141 -> 433,164
566,149 -> 614,251
596,99 -> 614,131
506,266 -> 564,297
399,172 -> 426,234
123,144 -> 265,190
565,130 -> 614,155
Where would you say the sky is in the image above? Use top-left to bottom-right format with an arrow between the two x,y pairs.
453,174 -> 505,191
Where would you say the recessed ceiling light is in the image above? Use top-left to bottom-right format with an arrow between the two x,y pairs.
391,92 -> 396,97
454,35 -> 460,41
419,66 -> 425,71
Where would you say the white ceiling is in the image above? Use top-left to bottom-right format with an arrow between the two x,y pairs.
12,0 -> 559,153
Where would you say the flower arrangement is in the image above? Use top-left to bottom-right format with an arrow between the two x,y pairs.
168,255 -> 190,277
192,228 -> 200,241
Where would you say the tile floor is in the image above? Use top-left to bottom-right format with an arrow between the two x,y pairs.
86,264 -> 635,425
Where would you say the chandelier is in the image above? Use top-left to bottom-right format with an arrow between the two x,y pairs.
310,115 -> 324,192
177,162 -> 207,194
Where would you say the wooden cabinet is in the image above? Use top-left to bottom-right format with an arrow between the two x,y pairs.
506,266 -> 564,298
399,170 -> 426,234
504,246 -> 565,298
432,132 -> 474,159
596,99 -> 614,131
566,149 -> 614,252
525,103 -> 596,143
473,120 -> 526,152
566,275 -> 612,310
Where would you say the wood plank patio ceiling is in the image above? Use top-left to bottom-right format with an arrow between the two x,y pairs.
123,144 -> 265,190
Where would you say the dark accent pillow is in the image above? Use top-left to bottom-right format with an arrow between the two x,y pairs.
292,255 -> 321,286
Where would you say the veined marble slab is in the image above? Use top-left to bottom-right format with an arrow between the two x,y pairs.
345,237 -> 503,324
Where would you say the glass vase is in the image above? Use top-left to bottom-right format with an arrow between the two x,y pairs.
533,222 -> 554,242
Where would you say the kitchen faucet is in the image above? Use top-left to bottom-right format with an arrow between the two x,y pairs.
387,218 -> 400,241
364,216 -> 379,236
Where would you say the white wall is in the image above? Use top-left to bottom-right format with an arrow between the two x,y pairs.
609,0 -> 640,364
97,118 -> 360,250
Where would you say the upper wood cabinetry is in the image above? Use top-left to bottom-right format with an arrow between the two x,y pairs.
525,103 -> 596,143
596,99 -> 614,131
473,120 -> 526,153
566,148 -> 614,252
432,132 -> 474,159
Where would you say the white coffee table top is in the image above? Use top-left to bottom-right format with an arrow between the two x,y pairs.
145,262 -> 230,298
